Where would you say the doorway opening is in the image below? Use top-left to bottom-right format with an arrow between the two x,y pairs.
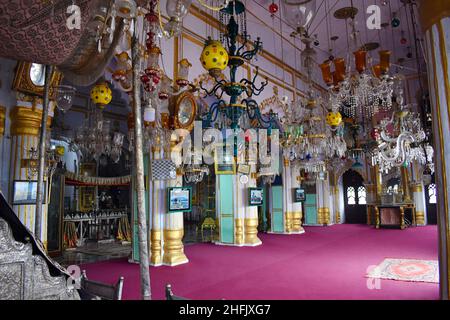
343,169 -> 367,224
183,168 -> 217,244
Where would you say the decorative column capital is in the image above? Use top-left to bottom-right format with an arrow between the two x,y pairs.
9,105 -> 52,136
411,183 -> 423,193
418,0 -> 450,32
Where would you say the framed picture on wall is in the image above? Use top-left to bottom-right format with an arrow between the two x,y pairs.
249,188 -> 264,206
167,187 -> 192,213
238,164 -> 251,175
293,188 -> 306,202
12,180 -> 47,205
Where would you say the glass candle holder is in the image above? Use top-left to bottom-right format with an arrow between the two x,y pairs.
176,58 -> 192,87
145,46 -> 161,79
379,50 -> 391,74
333,58 -> 346,82
353,50 -> 367,74
158,75 -> 172,100
372,64 -> 382,78
319,61 -> 333,86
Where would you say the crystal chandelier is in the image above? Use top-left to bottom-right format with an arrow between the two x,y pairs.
318,7 -> 395,128
183,162 -> 210,184
370,89 -> 429,173
24,144 -> 65,180
72,106 -> 125,163
281,32 -> 346,170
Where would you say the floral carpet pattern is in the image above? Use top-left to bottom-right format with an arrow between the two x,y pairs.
367,258 -> 439,283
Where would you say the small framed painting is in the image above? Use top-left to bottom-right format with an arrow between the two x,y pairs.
248,188 -> 264,206
12,180 -> 47,205
293,188 -> 306,202
167,187 -> 192,213
238,164 -> 251,175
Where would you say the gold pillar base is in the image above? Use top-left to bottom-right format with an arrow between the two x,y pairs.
335,211 -> 341,224
235,218 -> 244,245
317,208 -> 331,225
288,212 -> 304,233
285,213 -> 293,233
150,230 -> 162,266
416,211 -> 426,226
162,229 -> 188,266
244,218 -> 262,245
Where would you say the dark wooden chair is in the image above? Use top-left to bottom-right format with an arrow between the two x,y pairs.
80,270 -> 124,300
165,284 -> 189,300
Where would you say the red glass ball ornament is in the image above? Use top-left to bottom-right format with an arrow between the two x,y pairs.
269,3 -> 278,14
400,38 -> 407,45
141,74 -> 150,83
145,13 -> 158,23
371,128 -> 380,140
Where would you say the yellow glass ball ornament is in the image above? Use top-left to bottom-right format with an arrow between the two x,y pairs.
200,38 -> 228,76
55,146 -> 65,156
90,82 -> 113,108
326,111 -> 343,127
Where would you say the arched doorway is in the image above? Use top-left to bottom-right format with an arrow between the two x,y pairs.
343,169 -> 367,224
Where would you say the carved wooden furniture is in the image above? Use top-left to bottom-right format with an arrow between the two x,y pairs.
80,270 -> 124,300
197,217 -> 216,242
374,204 -> 416,229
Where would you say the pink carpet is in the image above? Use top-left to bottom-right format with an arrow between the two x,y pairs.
80,224 -> 439,300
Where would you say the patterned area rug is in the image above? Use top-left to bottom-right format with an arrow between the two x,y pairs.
367,258 -> 439,283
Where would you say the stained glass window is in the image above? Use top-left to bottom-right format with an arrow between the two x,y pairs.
358,186 -> 367,205
347,187 -> 356,205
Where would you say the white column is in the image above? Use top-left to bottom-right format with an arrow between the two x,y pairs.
420,1 -> 450,298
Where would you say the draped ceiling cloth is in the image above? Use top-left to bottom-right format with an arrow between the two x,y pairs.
0,0 -> 125,86
0,0 -> 94,65
64,171 -> 131,186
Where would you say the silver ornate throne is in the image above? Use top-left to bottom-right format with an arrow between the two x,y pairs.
0,192 -> 80,300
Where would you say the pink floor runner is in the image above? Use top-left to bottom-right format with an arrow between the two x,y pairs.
81,224 -> 439,300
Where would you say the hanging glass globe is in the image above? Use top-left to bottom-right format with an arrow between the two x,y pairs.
200,38 -> 229,76
55,85 -> 76,113
90,81 -> 113,108
281,0 -> 317,31
166,0 -> 192,19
